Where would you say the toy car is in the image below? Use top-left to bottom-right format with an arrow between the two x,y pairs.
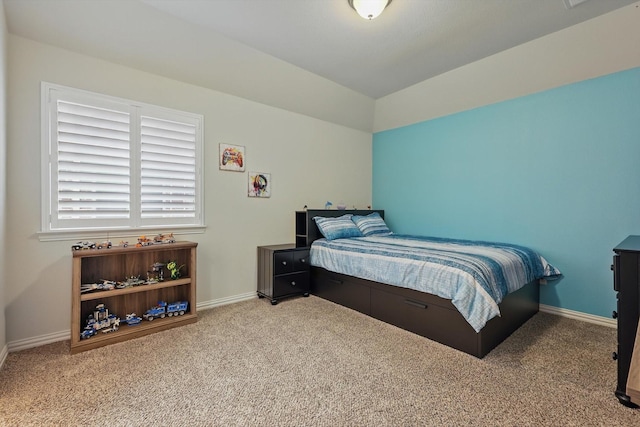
71,241 -> 96,251
80,280 -> 116,293
153,233 -> 176,244
122,313 -> 142,325
80,328 -> 97,340
136,236 -> 153,247
143,301 -> 168,321
116,276 -> 145,289
97,241 -> 112,249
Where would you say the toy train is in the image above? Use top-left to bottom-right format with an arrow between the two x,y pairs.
143,301 -> 188,321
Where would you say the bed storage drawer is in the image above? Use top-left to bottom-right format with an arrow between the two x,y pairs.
370,287 -> 479,356
310,267 -> 371,315
310,265 -> 539,358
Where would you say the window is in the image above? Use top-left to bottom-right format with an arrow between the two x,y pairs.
41,83 -> 204,237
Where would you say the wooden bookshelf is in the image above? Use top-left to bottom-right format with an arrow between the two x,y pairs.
70,241 -> 197,354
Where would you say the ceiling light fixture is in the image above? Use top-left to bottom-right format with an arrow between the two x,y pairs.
348,0 -> 392,20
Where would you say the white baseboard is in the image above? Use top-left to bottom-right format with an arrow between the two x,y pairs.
3,297 -> 612,355
7,329 -> 70,353
540,304 -> 616,328
196,292 -> 257,311
4,293 -> 258,354
0,344 -> 8,370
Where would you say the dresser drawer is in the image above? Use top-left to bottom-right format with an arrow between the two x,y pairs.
274,272 -> 310,297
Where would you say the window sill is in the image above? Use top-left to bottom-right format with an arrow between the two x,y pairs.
37,225 -> 207,242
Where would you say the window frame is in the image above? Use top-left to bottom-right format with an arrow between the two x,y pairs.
40,82 -> 205,241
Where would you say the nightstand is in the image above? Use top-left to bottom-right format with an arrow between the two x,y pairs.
257,244 -> 310,305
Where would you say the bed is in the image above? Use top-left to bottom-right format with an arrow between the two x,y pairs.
302,209 -> 561,358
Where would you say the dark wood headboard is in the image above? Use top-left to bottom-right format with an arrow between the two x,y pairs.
296,209 -> 385,247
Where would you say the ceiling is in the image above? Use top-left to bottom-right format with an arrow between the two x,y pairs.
4,0 -> 638,100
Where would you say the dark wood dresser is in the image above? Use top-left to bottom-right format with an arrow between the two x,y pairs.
257,244 -> 310,305
613,236 -> 640,407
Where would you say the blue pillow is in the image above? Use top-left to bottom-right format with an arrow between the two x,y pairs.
313,215 -> 363,240
351,212 -> 392,236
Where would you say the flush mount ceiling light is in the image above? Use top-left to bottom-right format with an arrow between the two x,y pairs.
348,0 -> 392,20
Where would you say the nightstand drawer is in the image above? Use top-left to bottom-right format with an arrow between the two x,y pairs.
274,272 -> 310,297
274,249 -> 309,275
293,249 -> 310,271
274,251 -> 294,275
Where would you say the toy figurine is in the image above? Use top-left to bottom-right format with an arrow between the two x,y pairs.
145,271 -> 158,285
151,262 -> 165,281
166,261 -> 184,280
325,201 -> 333,209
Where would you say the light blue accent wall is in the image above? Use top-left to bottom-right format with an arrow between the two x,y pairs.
373,67 -> 640,317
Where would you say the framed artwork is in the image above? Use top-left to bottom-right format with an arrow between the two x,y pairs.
248,172 -> 271,198
219,144 -> 245,171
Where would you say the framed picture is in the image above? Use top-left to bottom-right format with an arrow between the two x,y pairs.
219,144 -> 245,171
248,172 -> 271,198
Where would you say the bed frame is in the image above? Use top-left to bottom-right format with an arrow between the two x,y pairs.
299,209 -> 540,358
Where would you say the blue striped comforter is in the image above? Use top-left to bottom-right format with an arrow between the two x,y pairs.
310,235 -> 561,332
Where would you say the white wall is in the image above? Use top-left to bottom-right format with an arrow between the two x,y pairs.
5,35 -> 372,346
0,0 -> 8,362
4,0 -> 376,133
374,2 -> 640,132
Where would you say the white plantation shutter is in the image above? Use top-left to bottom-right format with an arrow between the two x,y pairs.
55,100 -> 131,227
140,115 -> 197,222
42,83 -> 203,234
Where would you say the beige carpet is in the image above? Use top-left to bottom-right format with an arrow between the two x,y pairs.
1,295 -> 639,426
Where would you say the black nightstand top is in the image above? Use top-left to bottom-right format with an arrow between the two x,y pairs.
258,243 -> 308,251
